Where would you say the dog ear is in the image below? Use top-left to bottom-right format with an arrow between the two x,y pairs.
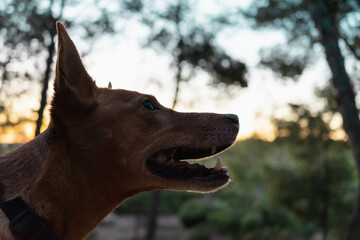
53,22 -> 97,112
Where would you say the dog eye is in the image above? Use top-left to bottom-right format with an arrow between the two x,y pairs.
142,101 -> 155,111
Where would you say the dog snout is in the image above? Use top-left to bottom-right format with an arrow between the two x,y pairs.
225,114 -> 239,128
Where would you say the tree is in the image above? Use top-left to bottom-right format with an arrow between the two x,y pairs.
271,87 -> 356,239
0,0 -> 116,136
122,1 -> 248,239
123,0 -> 247,105
244,1 -> 360,238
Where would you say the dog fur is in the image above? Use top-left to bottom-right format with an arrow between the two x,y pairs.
0,22 -> 239,239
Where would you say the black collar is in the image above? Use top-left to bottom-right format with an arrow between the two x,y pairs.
0,184 -> 58,240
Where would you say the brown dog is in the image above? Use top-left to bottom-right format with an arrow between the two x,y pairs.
0,22 -> 239,240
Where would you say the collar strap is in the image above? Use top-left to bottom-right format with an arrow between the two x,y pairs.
0,187 -> 57,240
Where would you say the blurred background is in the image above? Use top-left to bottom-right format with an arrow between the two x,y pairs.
0,0 -> 359,239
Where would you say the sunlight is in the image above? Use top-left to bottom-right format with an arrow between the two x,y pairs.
0,122 -> 35,143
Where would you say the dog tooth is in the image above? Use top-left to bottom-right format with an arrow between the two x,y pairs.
211,146 -> 216,155
214,156 -> 222,171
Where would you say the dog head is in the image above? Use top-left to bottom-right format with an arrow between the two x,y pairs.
50,22 -> 239,197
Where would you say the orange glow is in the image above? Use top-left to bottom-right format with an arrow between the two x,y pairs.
0,115 -> 345,144
0,116 -> 49,144
329,129 -> 347,141
1,123 -> 345,144
0,122 -> 36,143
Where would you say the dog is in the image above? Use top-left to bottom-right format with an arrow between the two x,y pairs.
0,22 -> 239,240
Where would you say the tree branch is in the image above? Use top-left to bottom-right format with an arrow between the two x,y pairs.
57,0 -> 67,20
0,117 -> 30,127
339,34 -> 360,61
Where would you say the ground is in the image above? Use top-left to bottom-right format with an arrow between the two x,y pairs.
91,213 -> 192,240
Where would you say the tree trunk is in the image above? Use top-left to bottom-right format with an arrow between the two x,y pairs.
145,190 -> 161,240
320,143 -> 329,240
171,62 -> 182,109
307,0 -> 360,239
35,30 -> 56,136
348,185 -> 360,239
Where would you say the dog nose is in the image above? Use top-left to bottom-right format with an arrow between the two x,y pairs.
226,114 -> 239,128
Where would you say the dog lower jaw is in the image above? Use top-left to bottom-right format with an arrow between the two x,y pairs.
146,147 -> 232,192
151,176 -> 231,193
187,177 -> 231,193
146,158 -> 230,178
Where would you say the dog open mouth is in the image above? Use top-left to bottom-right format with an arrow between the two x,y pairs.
146,145 -> 230,181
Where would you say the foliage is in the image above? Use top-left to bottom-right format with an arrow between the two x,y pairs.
160,190 -> 201,214
122,0 -> 248,91
0,144 -> 20,155
0,0 -> 117,129
115,192 -> 152,215
206,200 -> 239,234
188,225 -> 211,240
263,141 -> 356,235
175,135 -> 356,239
244,0 -> 360,80
179,199 -> 208,228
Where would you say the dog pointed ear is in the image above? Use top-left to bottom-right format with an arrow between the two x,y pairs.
53,22 -> 97,111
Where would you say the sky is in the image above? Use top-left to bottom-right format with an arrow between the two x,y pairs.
0,0 -> 346,143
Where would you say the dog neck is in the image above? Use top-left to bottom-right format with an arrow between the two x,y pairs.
34,128 -> 147,239
0,130 -> 50,201
0,127 -> 143,240
0,130 -> 51,239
